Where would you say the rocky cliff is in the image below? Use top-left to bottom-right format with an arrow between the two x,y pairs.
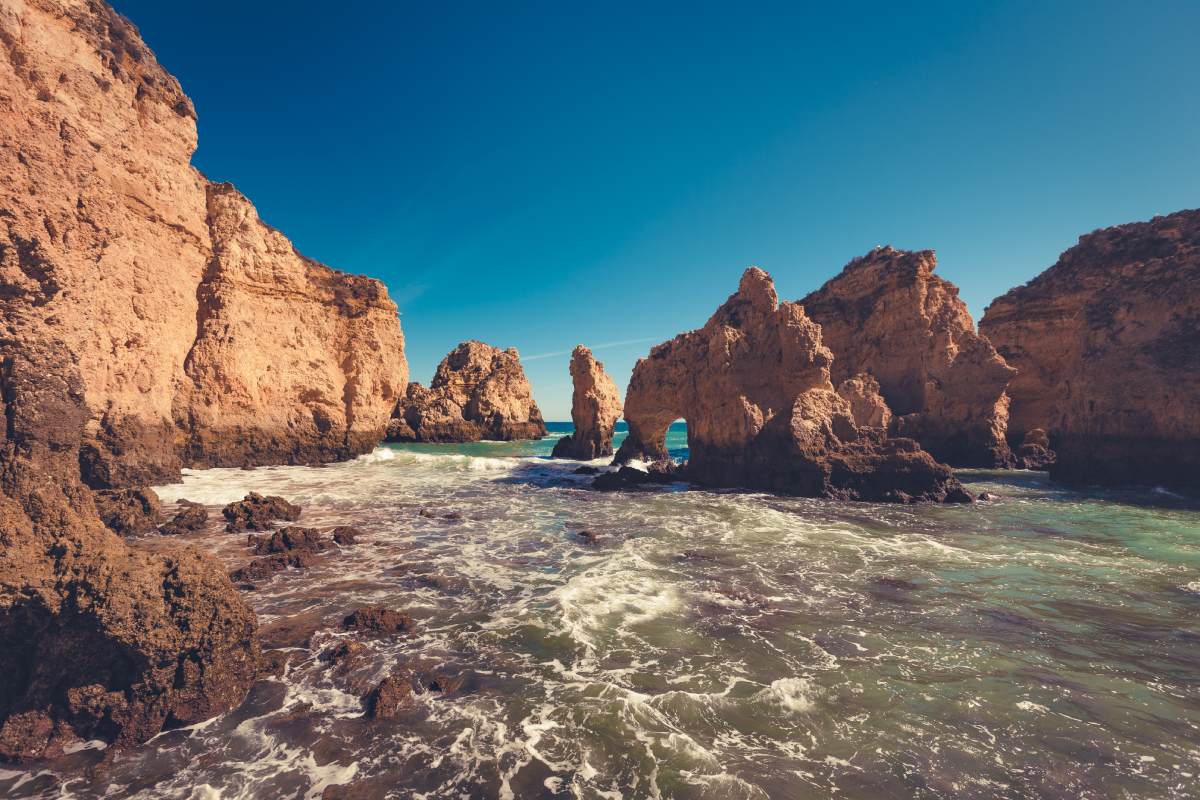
615,268 -> 971,503
387,341 -> 546,443
0,0 -> 404,760
0,0 -> 406,488
801,248 -> 1015,467
552,345 -> 623,460
981,209 -> 1200,490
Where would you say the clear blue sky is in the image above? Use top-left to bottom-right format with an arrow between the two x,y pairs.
114,0 -> 1199,420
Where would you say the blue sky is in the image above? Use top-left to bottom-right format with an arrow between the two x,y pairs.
114,1 -> 1200,420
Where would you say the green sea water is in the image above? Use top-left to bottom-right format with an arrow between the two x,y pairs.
4,423 -> 1198,799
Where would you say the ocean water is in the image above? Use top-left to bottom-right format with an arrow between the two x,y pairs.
3,422 -> 1200,799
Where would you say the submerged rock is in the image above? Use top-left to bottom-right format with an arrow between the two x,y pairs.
615,268 -> 971,503
386,341 -> 546,443
223,493 -> 302,532
801,248 -> 1016,467
331,526 -> 362,546
248,527 -> 330,556
342,607 -> 415,637
93,488 -> 162,536
981,209 -> 1200,490
552,346 -> 623,460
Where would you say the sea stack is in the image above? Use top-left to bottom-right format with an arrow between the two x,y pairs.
387,341 -> 547,443
800,247 -> 1016,468
552,346 -> 624,460
980,209 -> 1200,490
615,268 -> 972,503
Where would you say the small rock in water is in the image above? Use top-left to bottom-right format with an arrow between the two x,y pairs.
576,530 -> 600,545
363,675 -> 413,719
223,492 -> 302,532
331,526 -> 361,545
248,526 -> 329,555
229,551 -> 315,584
159,499 -> 208,535
258,649 -> 304,679
978,491 -> 1000,502
573,465 -> 600,475
93,487 -> 162,536
342,607 -> 415,637
592,465 -> 675,491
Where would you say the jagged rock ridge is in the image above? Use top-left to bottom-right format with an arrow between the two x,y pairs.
387,341 -> 546,443
801,247 -> 1015,467
614,268 -> 972,503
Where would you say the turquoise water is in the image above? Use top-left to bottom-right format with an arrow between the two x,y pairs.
3,424 -> 1198,799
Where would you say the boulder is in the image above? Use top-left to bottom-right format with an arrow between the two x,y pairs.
0,0 -> 406,489
341,607 -> 415,637
981,209 -> 1200,490
801,248 -> 1016,467
247,527 -> 330,556
386,341 -> 546,443
93,488 -> 162,536
159,500 -> 209,535
614,268 -> 971,502
223,493 -> 302,532
363,676 -> 412,720
1014,429 -> 1056,471
551,346 -> 623,460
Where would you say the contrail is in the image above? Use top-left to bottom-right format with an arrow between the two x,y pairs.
522,336 -> 662,361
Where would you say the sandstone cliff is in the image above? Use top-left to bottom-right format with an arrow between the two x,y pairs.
387,341 -> 546,443
552,345 -> 623,460
0,0 -> 403,760
981,209 -> 1200,490
614,268 -> 971,503
0,0 -> 406,488
800,248 -> 1015,467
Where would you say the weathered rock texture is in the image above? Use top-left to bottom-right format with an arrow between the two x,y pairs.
552,345 -> 623,460
801,248 -> 1016,467
0,0 -> 406,489
614,268 -> 970,503
0,341 -> 259,762
981,210 -> 1200,490
387,341 -> 546,443
836,374 -> 892,430
0,0 -> 402,761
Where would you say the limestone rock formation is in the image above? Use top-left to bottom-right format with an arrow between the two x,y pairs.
836,374 -> 892,430
0,341 -> 259,762
800,248 -> 1016,467
552,345 -> 623,460
387,341 -> 546,443
981,209 -> 1200,489
614,268 -> 971,503
0,0 -> 406,489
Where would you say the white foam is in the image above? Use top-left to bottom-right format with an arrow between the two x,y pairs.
756,677 -> 817,713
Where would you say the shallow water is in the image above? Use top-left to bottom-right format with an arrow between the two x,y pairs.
4,423 -> 1199,799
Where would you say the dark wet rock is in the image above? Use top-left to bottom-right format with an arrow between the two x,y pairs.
575,530 -> 600,545
228,551 -> 316,585
978,491 -> 1000,502
258,649 -> 305,679
341,607 -> 415,637
248,527 -> 329,556
320,640 -> 369,673
257,612 -> 327,650
331,526 -> 362,546
414,573 -> 472,594
92,487 -> 162,536
363,676 -> 412,719
222,493 -> 302,532
418,508 -> 463,521
573,465 -> 600,475
159,499 -> 209,535
592,465 -> 677,491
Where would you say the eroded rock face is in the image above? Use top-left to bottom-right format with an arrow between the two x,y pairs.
981,209 -> 1200,489
0,0 -> 406,488
836,374 -> 892,430
0,341 -> 259,762
614,268 -> 969,503
387,341 -> 546,443
552,346 -> 623,460
801,248 -> 1015,467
